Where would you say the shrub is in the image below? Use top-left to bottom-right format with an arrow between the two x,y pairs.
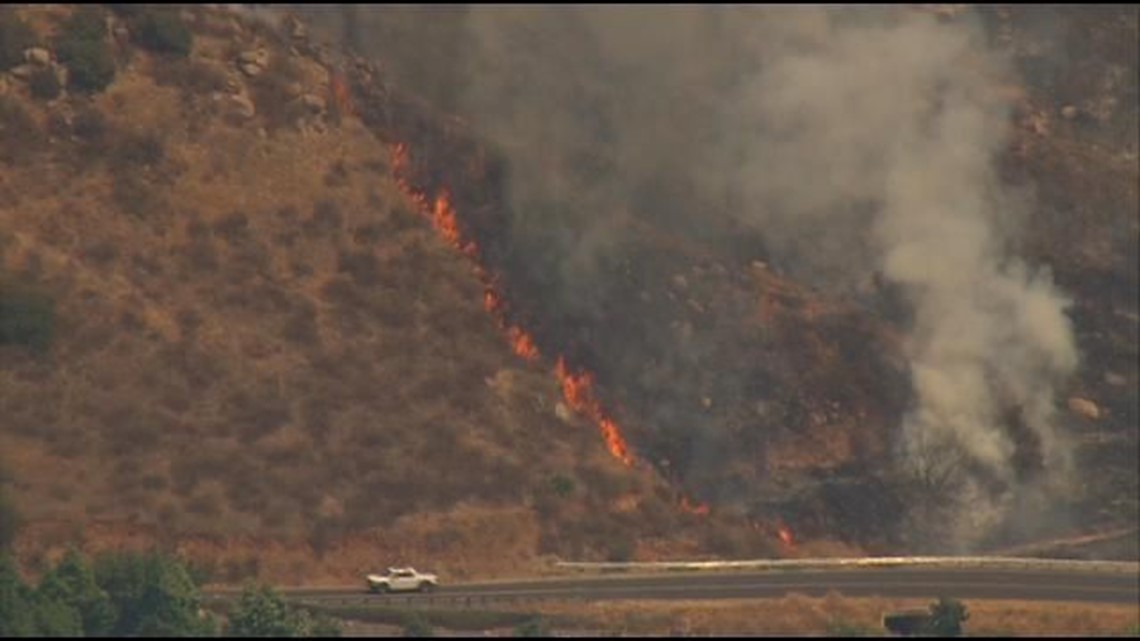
401,613 -> 435,638
514,616 -> 551,637
111,129 -> 166,169
57,37 -> 116,95
0,96 -> 46,165
926,596 -> 968,636
59,6 -> 108,43
133,9 -> 192,57
0,11 -> 36,71
28,66 -> 62,101
71,105 -> 109,142
547,474 -> 576,498
0,281 -> 55,352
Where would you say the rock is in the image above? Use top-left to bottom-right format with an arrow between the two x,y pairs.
224,75 -> 242,94
300,93 -> 326,114
672,274 -> 689,290
284,15 -> 308,40
9,64 -> 34,80
112,25 -> 130,44
701,396 -> 713,409
1060,105 -> 1080,120
238,62 -> 263,78
1104,372 -> 1127,387
554,402 -> 574,425
1068,397 -> 1101,421
24,47 -> 51,67
226,93 -> 256,121
52,63 -> 67,89
238,49 -> 270,67
751,260 -> 768,271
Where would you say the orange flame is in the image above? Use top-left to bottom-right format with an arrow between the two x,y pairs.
329,70 -> 354,117
777,522 -> 796,549
680,496 -> 710,516
555,358 -> 634,466
389,141 -> 640,466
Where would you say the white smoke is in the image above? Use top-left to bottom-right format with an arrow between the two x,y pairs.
720,8 -> 1080,546
285,5 -> 1083,548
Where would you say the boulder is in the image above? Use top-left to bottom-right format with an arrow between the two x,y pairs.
1060,105 -> 1080,120
300,92 -> 326,114
555,401 -> 574,425
226,93 -> 256,121
238,48 -> 270,67
1067,397 -> 1101,421
238,62 -> 263,78
9,64 -> 34,80
24,47 -> 51,67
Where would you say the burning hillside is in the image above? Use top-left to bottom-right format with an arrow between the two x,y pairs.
333,4 -> 1137,554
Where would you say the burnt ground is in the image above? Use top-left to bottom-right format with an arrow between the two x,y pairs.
343,6 -> 1138,555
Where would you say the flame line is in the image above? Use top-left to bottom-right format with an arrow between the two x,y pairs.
389,142 -> 634,466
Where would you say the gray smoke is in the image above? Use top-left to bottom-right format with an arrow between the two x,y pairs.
286,5 -> 1081,549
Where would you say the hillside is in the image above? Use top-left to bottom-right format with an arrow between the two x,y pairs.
0,5 -> 780,585
0,4 -> 1136,587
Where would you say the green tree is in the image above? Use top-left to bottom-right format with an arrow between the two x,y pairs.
56,36 -> 117,95
133,9 -> 193,57
94,551 -> 216,637
0,10 -> 38,71
37,548 -> 116,636
59,6 -> 108,43
227,584 -> 296,637
30,592 -> 84,636
514,616 -> 551,637
0,281 -> 56,352
226,583 -> 338,637
926,596 -> 969,637
401,613 -> 435,638
0,461 -> 20,551
0,556 -> 35,636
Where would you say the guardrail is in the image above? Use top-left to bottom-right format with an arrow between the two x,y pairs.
553,556 -> 1140,574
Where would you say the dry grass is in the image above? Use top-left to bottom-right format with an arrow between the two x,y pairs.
1,4 -> 750,586
528,594 -> 1140,637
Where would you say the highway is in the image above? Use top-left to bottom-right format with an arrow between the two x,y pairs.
212,566 -> 1140,607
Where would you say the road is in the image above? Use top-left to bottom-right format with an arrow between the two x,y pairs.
221,566 -> 1139,607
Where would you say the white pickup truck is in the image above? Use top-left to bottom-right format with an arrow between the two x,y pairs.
366,567 -> 440,593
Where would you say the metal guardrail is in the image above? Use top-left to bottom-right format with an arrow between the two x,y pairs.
552,556 -> 1140,574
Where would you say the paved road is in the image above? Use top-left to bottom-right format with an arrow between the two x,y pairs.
228,567 -> 1139,606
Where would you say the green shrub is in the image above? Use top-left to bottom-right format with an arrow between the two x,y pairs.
59,6 -> 108,43
547,474 -> 576,498
0,10 -> 37,71
227,584 -> 340,637
401,613 -> 435,637
133,9 -> 192,57
57,37 -> 116,94
0,281 -> 55,352
514,616 -> 551,637
27,66 -> 61,101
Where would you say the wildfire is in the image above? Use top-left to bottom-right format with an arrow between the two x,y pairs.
388,140 -> 634,465
555,358 -> 634,466
679,496 -> 710,516
777,521 -> 796,549
329,69 -> 354,118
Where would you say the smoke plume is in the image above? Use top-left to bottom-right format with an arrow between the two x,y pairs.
290,5 -> 1081,549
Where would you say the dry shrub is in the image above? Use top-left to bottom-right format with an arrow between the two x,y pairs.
336,247 -> 380,286
0,95 -> 46,165
247,56 -> 307,133
212,210 -> 249,244
281,300 -> 320,346
155,57 -> 228,96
